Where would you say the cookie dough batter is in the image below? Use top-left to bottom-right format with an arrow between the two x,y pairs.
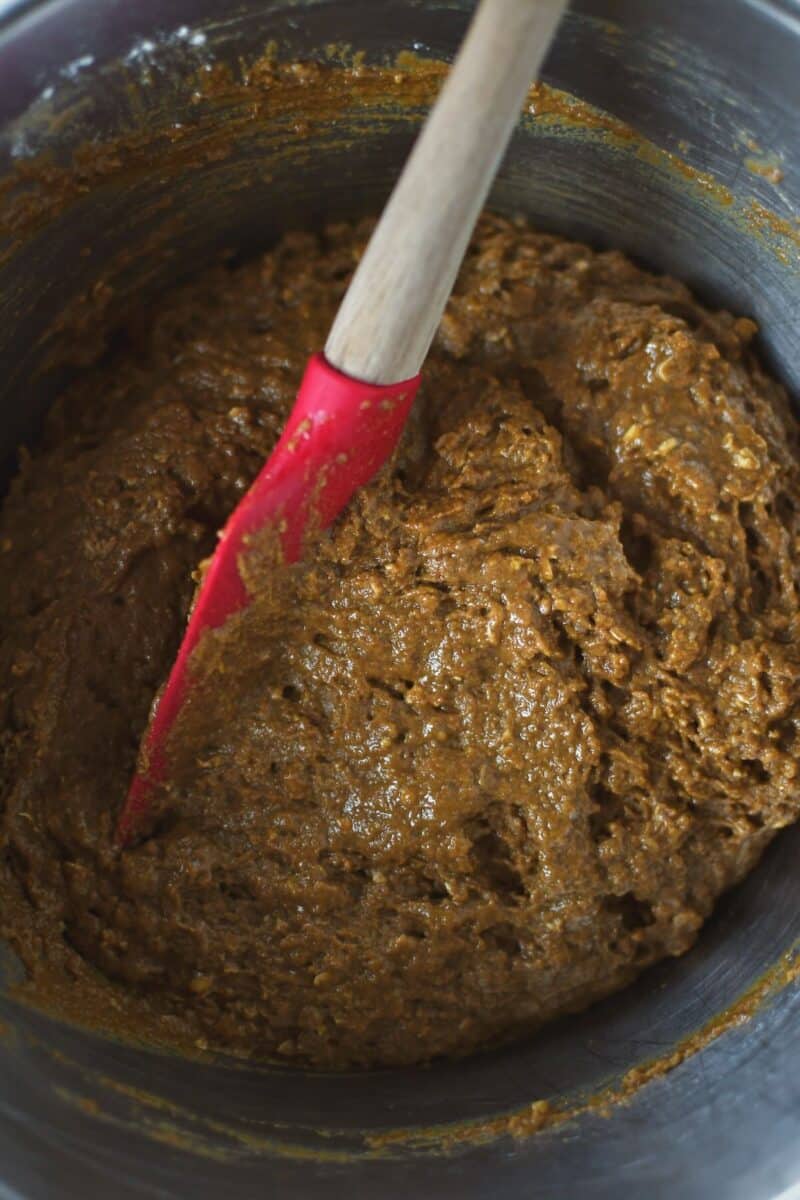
1,215 -> 799,1068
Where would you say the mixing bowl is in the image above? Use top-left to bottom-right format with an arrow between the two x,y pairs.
1,1 -> 800,1196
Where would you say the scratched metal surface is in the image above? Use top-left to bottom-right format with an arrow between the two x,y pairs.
0,1 -> 799,1197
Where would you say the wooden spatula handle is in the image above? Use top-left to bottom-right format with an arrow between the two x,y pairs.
325,0 -> 567,386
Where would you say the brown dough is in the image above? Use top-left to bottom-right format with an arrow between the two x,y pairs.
1,215 -> 799,1068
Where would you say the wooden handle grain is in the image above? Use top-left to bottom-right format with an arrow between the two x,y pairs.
325,0 -> 567,385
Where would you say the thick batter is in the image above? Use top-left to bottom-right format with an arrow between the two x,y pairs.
1,215 -> 799,1068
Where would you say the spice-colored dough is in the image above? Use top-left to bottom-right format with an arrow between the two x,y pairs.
2,215 -> 799,1068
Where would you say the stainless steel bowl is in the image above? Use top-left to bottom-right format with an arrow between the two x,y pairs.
1,2 -> 799,1197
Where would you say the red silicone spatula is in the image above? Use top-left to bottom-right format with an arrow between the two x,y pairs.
118,0 -> 567,845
